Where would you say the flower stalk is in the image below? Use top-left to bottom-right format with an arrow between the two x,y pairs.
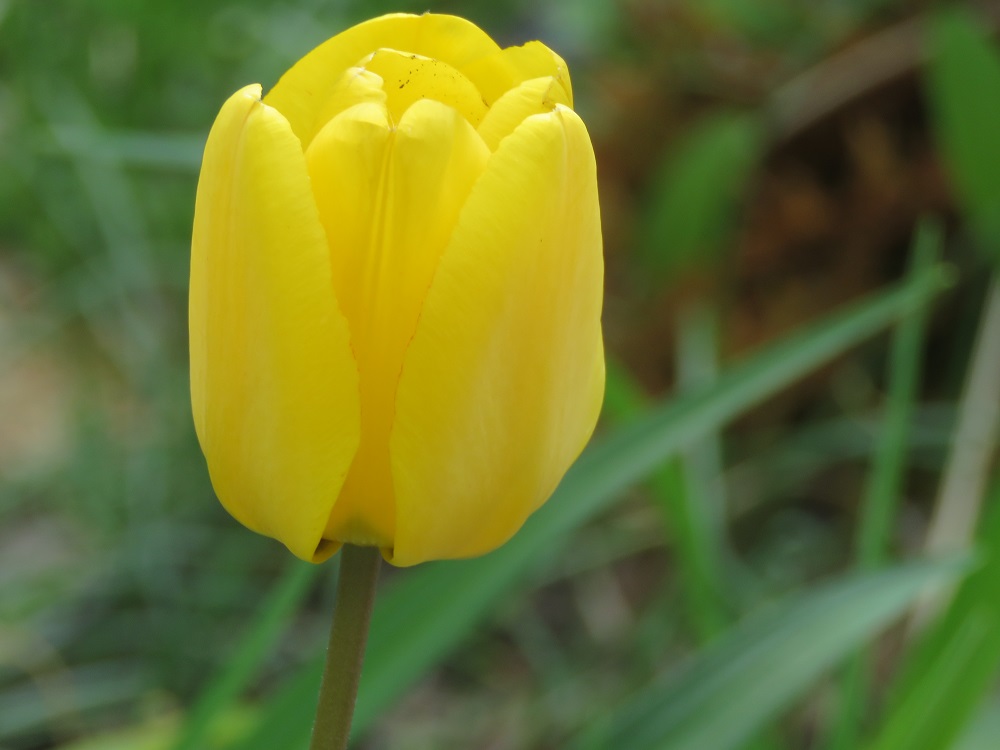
310,545 -> 381,750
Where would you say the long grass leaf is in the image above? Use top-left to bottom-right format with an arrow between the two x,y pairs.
865,479 -> 1000,750
604,310 -> 731,642
170,562 -> 318,750
925,8 -> 1000,256
641,112 -> 760,277
826,220 -> 942,750
571,557 -> 968,750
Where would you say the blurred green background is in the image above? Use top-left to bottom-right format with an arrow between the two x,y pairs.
2,0 -> 999,748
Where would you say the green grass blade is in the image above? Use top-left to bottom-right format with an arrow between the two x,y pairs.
925,8 -> 1000,257
41,126 -> 206,171
856,221 -> 942,568
865,478 -> 1000,750
668,304 -> 732,640
170,561 -> 319,750
605,366 -> 731,639
604,312 -> 731,642
604,362 -> 731,641
641,112 -> 761,277
225,264 -> 952,750
571,557 -> 969,750
224,660 -> 324,750
826,220 -> 942,750
953,699 -> 1000,750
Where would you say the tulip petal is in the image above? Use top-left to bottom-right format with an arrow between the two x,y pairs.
190,84 -> 360,563
265,13 -> 504,147
389,106 -> 605,566
503,42 -> 573,103
465,41 -> 573,107
361,48 -> 489,127
477,76 -> 572,152
312,66 -> 388,137
305,98 -> 491,551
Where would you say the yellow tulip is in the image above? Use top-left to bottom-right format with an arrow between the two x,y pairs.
189,13 -> 604,566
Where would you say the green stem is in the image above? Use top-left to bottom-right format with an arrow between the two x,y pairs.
310,545 -> 381,750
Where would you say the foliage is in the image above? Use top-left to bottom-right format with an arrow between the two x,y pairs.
2,1 -> 999,749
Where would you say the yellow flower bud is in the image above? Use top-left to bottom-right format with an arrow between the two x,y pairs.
189,13 -> 604,566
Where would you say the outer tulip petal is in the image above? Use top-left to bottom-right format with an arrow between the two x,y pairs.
388,106 -> 605,566
190,84 -> 360,563
265,13 -> 504,147
477,76 -> 572,152
305,98 -> 490,551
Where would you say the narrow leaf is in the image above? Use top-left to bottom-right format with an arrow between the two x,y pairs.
642,112 -> 760,276
572,558 -> 968,750
866,479 -> 1000,750
926,9 -> 1000,257
171,562 -> 318,750
827,219 -> 942,750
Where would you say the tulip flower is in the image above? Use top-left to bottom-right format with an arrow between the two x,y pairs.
189,12 -> 604,569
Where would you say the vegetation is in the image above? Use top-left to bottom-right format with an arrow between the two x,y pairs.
1,1 -> 998,748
